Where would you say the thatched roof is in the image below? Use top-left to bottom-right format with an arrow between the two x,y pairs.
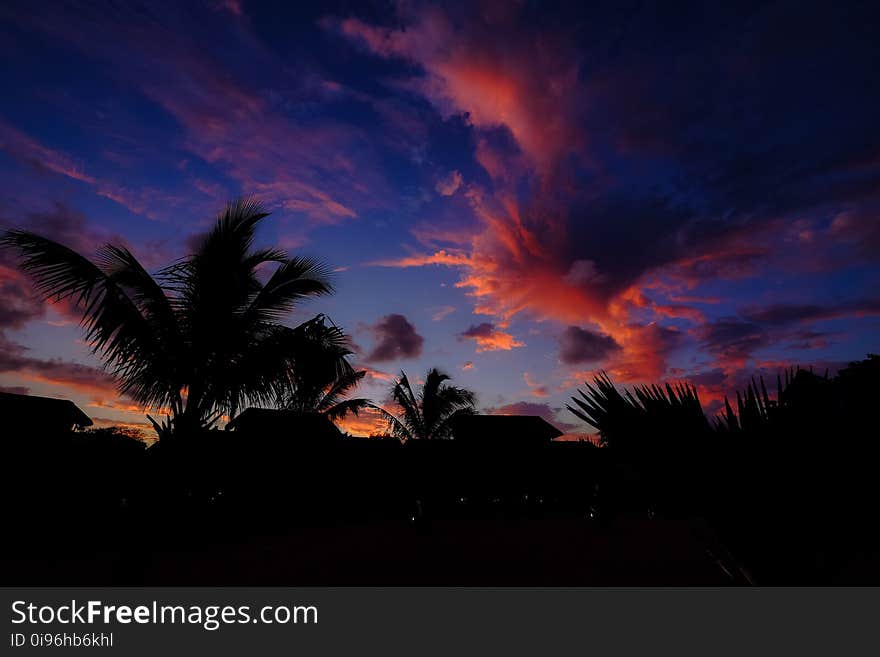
0,391 -> 93,428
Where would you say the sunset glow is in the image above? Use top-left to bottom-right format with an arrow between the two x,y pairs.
1,1 -> 878,436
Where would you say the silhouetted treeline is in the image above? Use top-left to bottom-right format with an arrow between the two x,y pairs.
2,355 -> 879,585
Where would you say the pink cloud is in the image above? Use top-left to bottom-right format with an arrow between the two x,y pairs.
435,169 -> 463,196
335,9 -> 585,175
0,121 -> 96,184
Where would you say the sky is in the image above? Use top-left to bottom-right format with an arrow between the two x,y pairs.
1,0 -> 879,437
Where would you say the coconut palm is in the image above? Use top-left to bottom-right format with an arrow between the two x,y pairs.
377,368 -> 476,441
1,198 -> 350,439
281,315 -> 371,420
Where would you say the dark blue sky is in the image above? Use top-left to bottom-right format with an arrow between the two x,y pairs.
1,0 -> 878,434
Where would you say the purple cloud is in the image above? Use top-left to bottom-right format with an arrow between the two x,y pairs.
558,326 -> 621,365
367,314 -> 424,362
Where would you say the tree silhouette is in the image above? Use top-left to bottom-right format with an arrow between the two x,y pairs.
567,372 -> 711,451
281,315 -> 371,420
377,368 -> 476,441
1,198 -> 350,438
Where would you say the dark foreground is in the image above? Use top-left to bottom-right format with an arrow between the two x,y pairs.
3,426 -> 880,585
2,511 -> 747,586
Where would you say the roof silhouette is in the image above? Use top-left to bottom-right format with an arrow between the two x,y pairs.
0,391 -> 93,431
450,414 -> 562,446
226,408 -> 342,441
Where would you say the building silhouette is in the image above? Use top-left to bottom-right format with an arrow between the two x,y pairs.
0,391 -> 93,435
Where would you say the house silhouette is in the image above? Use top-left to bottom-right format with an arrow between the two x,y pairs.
450,414 -> 562,448
226,409 -> 342,442
0,391 -> 93,435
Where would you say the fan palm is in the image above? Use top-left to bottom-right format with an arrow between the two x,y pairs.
1,198 -> 349,439
567,372 -> 711,450
377,368 -> 476,441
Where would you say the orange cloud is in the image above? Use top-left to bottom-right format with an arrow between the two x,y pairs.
335,406 -> 390,437
459,323 -> 525,353
372,249 -> 471,268
523,372 -> 549,398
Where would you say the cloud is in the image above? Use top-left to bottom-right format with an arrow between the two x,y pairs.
4,0 -> 880,401
461,361 -> 474,371
0,385 -> 30,395
0,121 -> 183,221
0,121 -> 96,184
8,3 -> 389,228
373,249 -> 471,268
348,2 -> 880,382
697,319 -> 770,372
558,326 -> 621,365
0,264 -> 44,330
1,203 -> 148,328
366,314 -> 424,362
741,299 -> 880,326
2,202 -> 116,256
523,372 -> 549,398
696,297 -> 880,371
334,406 -> 389,437
334,6 -> 584,174
431,305 -> 457,321
0,333 -> 118,401
213,0 -> 242,17
458,322 -> 524,353
359,365 -> 396,383
435,170 -> 463,196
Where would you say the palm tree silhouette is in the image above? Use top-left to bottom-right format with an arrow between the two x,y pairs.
281,315 -> 371,420
377,368 -> 476,441
1,198 -> 350,438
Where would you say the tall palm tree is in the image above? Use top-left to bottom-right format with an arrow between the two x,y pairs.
281,315 -> 371,420
1,198 -> 350,439
378,368 -> 476,441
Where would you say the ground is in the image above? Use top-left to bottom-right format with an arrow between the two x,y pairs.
1,512 -> 744,585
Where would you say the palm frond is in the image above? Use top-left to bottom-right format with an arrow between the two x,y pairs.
0,230 -> 174,406
323,398 -> 372,421
245,256 -> 334,324
372,403 -> 413,442
378,368 -> 476,440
